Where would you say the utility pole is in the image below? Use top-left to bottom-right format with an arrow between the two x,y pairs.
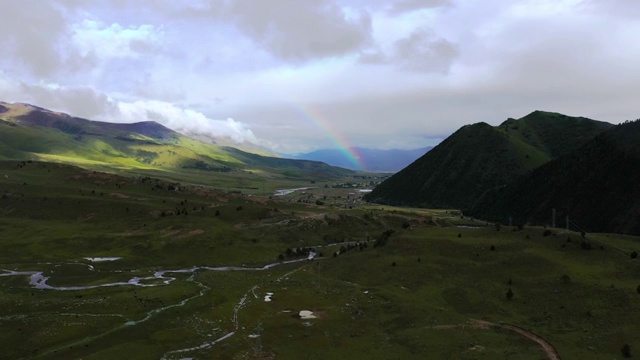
552,208 -> 556,228
566,215 -> 569,231
509,216 -> 512,227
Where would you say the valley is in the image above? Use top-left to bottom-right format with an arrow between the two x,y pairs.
1,160 -> 639,359
3,2 -> 639,359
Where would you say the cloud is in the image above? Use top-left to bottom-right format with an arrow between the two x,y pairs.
387,0 -> 453,15
0,77 -> 116,119
115,100 -> 260,144
0,74 -> 261,145
361,27 -> 458,73
0,1 -> 69,77
72,20 -> 163,59
224,0 -> 372,61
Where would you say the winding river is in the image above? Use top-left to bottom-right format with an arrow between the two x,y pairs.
0,254 -> 317,359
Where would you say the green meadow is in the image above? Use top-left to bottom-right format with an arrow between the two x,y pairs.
1,160 -> 639,359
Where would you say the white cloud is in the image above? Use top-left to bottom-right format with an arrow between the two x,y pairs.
115,100 -> 260,144
72,20 -> 163,59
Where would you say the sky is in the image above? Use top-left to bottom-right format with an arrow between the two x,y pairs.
1,0 -> 639,154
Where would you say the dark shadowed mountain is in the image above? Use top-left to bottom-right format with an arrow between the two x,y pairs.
469,119 -> 640,235
364,111 -> 613,209
290,147 -> 433,172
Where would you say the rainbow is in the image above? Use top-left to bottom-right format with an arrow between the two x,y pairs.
293,103 -> 365,170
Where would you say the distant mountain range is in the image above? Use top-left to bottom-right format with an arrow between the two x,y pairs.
0,101 -> 352,179
289,146 -> 432,172
364,111 -> 640,235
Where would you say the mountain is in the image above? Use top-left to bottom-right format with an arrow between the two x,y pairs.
469,119 -> 640,234
290,146 -> 433,172
363,111 -> 613,209
0,101 -> 352,179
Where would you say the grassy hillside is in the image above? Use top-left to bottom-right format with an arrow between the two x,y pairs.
0,102 -> 353,184
0,162 -> 639,359
364,111 -> 613,209
470,119 -> 640,235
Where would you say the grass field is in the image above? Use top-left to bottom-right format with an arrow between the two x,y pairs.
1,160 -> 639,359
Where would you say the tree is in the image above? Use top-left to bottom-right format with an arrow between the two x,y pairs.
631,251 -> 638,259
506,288 -> 514,301
621,344 -> 631,358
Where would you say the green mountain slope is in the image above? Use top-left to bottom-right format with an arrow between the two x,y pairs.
469,119 -> 640,235
364,111 -> 613,209
0,102 -> 352,179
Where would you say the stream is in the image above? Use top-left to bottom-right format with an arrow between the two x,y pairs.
0,255 -> 317,359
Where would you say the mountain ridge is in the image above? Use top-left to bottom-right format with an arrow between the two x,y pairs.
469,119 -> 640,234
364,111 -> 614,209
0,101 -> 353,180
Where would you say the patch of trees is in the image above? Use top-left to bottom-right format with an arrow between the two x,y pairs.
621,344 -> 632,358
374,229 -> 395,247
279,246 -> 320,260
182,160 -> 231,172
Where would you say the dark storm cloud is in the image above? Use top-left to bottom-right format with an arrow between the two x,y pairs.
0,1 -> 69,77
224,0 -> 372,62
387,0 -> 453,14
360,28 -> 459,73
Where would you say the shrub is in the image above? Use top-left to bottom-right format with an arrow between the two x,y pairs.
506,288 -> 514,301
631,251 -> 638,259
621,344 -> 631,358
